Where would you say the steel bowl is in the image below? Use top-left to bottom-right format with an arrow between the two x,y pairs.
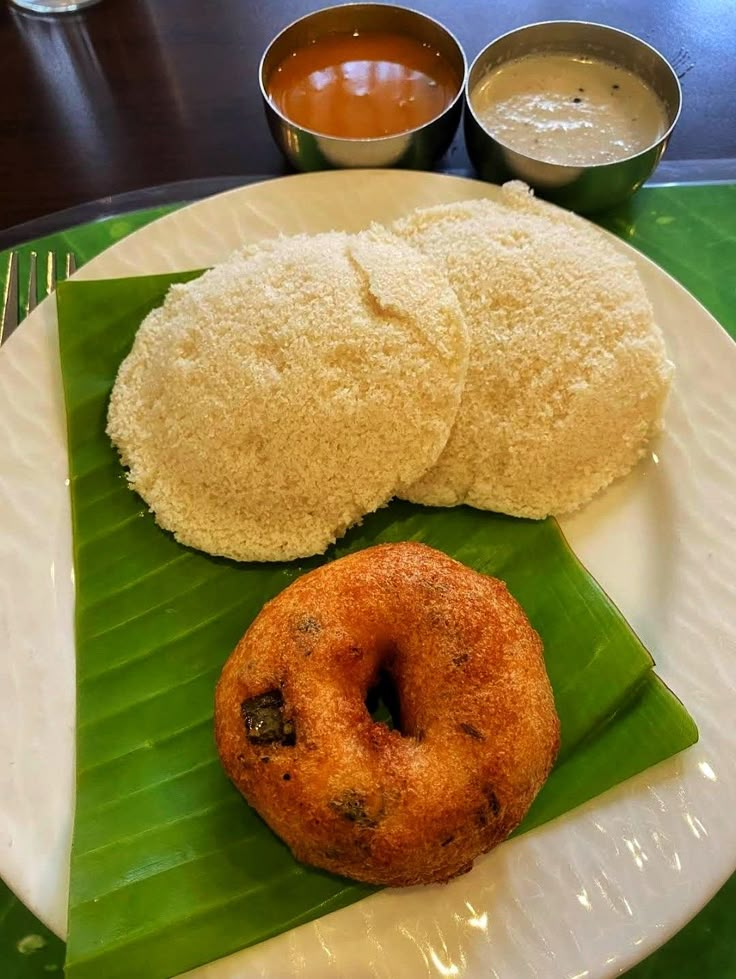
464,21 -> 682,213
260,3 -> 466,171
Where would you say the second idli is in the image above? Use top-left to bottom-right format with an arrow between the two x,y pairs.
392,183 -> 673,518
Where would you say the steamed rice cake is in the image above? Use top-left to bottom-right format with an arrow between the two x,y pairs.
392,183 -> 673,518
107,229 -> 468,562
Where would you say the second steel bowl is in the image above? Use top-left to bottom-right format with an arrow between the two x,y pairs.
260,3 -> 466,172
464,21 -> 682,213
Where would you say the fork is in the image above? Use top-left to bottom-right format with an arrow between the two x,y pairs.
1,250 -> 77,346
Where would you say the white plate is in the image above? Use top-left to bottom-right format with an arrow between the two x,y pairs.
1,171 -> 735,979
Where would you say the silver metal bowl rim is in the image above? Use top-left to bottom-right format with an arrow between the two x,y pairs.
258,1 -> 468,146
464,19 -> 683,170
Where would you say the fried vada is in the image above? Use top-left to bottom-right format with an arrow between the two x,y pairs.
215,542 -> 560,886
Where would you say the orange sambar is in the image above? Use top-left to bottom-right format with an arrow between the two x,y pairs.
268,31 -> 460,139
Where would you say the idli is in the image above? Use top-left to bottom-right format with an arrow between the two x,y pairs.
393,183 -> 673,518
107,229 -> 468,562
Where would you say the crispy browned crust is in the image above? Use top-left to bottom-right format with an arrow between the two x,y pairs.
215,542 -> 560,886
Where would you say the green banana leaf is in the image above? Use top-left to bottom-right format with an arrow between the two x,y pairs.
56,273 -> 697,979
0,881 -> 65,979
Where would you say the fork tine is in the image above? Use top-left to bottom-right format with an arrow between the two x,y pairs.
1,251 -> 19,345
26,251 -> 38,316
2,250 -> 76,346
46,251 -> 57,295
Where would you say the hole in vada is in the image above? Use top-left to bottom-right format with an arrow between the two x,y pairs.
364,669 -> 402,732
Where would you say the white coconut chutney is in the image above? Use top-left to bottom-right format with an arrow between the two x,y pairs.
471,52 -> 669,165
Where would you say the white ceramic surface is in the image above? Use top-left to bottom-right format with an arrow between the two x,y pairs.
0,171 -> 734,979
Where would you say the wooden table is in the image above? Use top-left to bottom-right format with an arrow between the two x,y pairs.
1,0 -> 736,231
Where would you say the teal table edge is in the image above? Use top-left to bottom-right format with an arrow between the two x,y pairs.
1,181 -> 734,979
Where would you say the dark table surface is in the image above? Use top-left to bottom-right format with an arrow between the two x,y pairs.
2,0 -> 736,232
